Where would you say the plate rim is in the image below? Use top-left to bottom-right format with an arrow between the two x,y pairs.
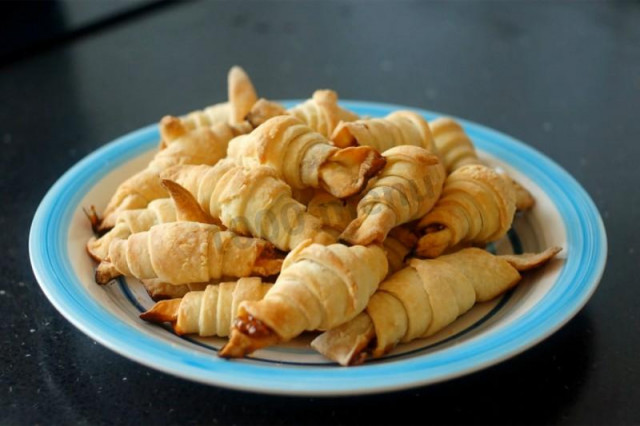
29,100 -> 607,396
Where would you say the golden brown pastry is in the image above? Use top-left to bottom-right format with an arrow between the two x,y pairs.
219,241 -> 389,357
94,222 -> 283,285
311,246 -> 561,365
430,117 -> 534,211
162,161 -> 335,251
429,117 -> 481,173
340,146 -> 446,245
228,66 -> 258,125
97,117 -> 246,230
415,164 -> 516,258
180,102 -> 231,133
331,110 -> 437,153
140,277 -> 273,336
245,90 -> 358,136
87,198 -> 177,262
227,115 -> 386,199
87,179 -> 221,262
289,90 -> 359,138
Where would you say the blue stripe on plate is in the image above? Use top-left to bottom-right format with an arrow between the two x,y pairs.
29,101 -> 607,395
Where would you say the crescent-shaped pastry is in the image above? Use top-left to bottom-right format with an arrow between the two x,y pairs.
87,179 -> 221,261
161,161 -> 335,251
340,146 -> 445,245
331,110 -> 437,153
87,198 -> 177,262
288,90 -> 359,138
430,117 -> 535,211
94,222 -> 283,285
140,277 -> 273,337
415,164 -> 516,258
97,117 -> 246,231
219,241 -> 388,357
245,90 -> 359,136
227,115 -> 386,199
311,246 -> 561,365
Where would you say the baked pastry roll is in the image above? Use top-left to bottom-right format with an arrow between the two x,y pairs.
227,115 -> 386,198
331,111 -> 437,153
340,146 -> 445,245
97,117 -> 246,231
94,222 -> 283,285
87,198 -> 177,262
430,117 -> 534,211
219,241 -> 388,357
140,277 -> 272,336
415,164 -> 516,258
288,90 -> 359,137
311,246 -> 561,365
87,178 -> 221,261
245,90 -> 359,136
162,161 -> 335,251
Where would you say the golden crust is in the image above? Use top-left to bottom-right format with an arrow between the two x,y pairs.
312,247 -> 559,365
160,179 -> 220,226
309,312 -> 375,366
416,164 -> 516,258
228,66 -> 258,125
163,161 -> 333,251
331,110 -> 436,153
340,146 -> 445,245
499,246 -> 562,271
98,119 -> 246,231
220,242 -> 388,357
228,115 -> 385,199
429,117 -> 481,173
95,222 -> 282,285
289,90 -> 359,138
181,102 -> 230,131
141,278 -> 273,337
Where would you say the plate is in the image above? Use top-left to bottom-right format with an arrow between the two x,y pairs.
29,101 -> 607,396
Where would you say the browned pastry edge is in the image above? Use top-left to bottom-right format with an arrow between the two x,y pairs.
218,312 -> 281,358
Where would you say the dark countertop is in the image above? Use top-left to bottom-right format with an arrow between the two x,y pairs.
2,1 -> 638,424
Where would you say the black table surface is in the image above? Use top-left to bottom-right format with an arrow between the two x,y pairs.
2,1 -> 639,424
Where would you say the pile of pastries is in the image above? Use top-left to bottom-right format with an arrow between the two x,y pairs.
86,66 -> 560,366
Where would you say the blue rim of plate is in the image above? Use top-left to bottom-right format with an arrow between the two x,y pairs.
29,101 -> 607,396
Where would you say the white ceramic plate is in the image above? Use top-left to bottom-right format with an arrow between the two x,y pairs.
30,101 -> 606,396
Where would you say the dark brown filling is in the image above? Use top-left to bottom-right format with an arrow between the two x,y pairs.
234,314 -> 273,338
